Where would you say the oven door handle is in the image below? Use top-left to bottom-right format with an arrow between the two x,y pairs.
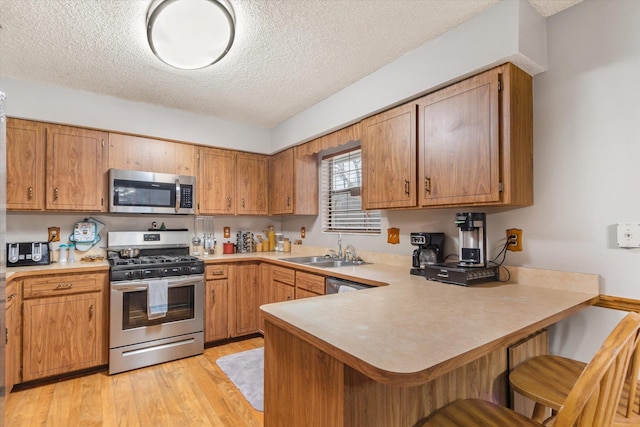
111,276 -> 203,292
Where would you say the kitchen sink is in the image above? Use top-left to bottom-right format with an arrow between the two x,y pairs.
280,256 -> 370,268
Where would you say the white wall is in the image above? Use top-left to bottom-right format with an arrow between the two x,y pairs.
0,77 -> 270,154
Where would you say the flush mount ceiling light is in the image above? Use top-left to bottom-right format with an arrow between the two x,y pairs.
147,0 -> 235,70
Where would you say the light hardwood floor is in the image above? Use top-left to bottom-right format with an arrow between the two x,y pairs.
5,337 -> 265,427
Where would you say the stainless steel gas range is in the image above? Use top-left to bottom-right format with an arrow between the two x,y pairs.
107,231 -> 204,375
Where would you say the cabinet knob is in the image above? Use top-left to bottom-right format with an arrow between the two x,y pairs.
53,187 -> 59,201
404,180 -> 410,196
28,186 -> 33,200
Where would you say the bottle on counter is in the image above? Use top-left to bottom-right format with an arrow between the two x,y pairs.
268,226 -> 275,251
59,244 -> 68,264
68,243 -> 76,263
283,238 -> 291,253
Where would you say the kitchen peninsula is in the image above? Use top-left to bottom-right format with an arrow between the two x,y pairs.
260,262 -> 599,426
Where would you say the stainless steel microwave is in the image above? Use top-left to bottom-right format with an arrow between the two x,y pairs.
109,169 -> 195,214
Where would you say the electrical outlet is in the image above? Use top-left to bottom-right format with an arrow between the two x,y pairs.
506,228 -> 523,252
48,226 -> 61,242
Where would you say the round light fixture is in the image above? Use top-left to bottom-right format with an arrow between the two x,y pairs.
147,0 -> 235,70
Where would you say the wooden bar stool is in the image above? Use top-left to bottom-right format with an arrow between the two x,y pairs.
510,332 -> 640,425
419,312 -> 640,427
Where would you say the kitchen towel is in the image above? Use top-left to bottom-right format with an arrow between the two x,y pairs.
147,279 -> 169,319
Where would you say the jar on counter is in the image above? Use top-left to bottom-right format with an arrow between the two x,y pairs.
268,226 -> 275,251
275,233 -> 284,251
283,238 -> 291,253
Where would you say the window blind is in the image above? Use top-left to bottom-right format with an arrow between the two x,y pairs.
322,148 -> 381,233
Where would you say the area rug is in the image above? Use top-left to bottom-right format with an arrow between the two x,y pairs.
216,347 -> 264,412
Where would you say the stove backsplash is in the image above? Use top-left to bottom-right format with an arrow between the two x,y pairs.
6,212 -> 281,258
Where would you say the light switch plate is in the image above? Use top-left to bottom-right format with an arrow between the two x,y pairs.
617,222 -> 640,248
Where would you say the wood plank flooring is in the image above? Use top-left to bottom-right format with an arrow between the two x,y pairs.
5,337 -> 265,427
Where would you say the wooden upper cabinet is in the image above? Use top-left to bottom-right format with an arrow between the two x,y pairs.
236,152 -> 268,215
418,69 -> 500,206
108,133 -> 195,176
46,124 -> 108,211
269,147 -> 318,215
361,103 -> 417,209
418,63 -> 533,207
198,147 -> 237,214
6,118 -> 45,210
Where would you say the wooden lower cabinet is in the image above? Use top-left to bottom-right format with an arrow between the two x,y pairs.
22,272 -> 108,382
205,278 -> 229,342
264,320 -> 549,427
230,263 -> 260,337
5,279 -> 21,392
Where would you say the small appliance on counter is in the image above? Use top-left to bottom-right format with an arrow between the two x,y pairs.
6,242 -> 50,267
410,232 -> 445,276
422,213 -> 498,286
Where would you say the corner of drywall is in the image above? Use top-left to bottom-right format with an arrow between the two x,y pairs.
517,0 -> 548,74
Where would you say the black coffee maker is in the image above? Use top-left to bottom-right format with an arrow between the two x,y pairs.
410,232 -> 445,276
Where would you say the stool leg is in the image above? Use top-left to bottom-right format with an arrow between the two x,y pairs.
532,403 -> 547,422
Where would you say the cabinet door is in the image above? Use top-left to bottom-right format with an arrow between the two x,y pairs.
269,148 -> 295,214
23,292 -> 103,381
198,147 -> 236,214
418,69 -> 500,206
205,280 -> 229,342
6,119 -> 45,210
232,264 -> 259,336
237,153 -> 268,215
45,124 -> 107,211
5,282 -> 21,391
108,133 -> 195,176
361,103 -> 417,209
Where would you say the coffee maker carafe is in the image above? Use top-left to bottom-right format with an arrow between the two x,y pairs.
455,212 -> 486,267
410,232 -> 445,276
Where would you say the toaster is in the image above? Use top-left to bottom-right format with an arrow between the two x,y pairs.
6,242 -> 51,267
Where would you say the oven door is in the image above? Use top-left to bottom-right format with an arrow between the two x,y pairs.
110,275 -> 204,349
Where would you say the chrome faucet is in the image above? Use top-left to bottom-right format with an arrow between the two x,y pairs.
337,233 -> 343,259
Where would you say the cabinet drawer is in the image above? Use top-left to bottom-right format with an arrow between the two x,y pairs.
206,264 -> 229,280
271,265 -> 295,286
23,273 -> 104,299
296,272 -> 325,294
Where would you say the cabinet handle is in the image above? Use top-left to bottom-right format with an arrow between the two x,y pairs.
211,270 -> 224,276
424,177 -> 431,195
89,304 -> 94,320
55,283 -> 73,290
211,288 -> 216,304
7,293 -> 16,302
54,187 -> 59,201
404,180 -> 410,196
28,186 -> 33,200
228,197 -> 232,209
286,196 -> 291,207
242,198 -> 245,208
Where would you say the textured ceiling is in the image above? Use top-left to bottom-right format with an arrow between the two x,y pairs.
0,0 -> 581,128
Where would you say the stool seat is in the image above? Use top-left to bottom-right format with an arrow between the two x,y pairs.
419,398 -> 542,427
510,355 -> 640,424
